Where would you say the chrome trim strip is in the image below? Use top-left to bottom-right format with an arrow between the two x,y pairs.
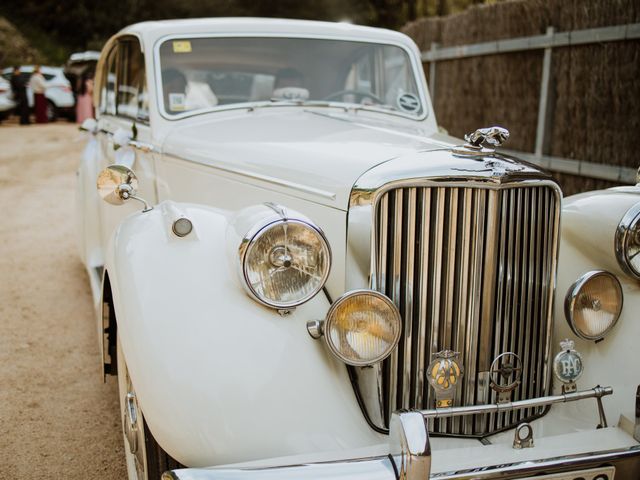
163,456 -> 398,480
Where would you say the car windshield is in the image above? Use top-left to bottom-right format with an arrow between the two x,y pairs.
158,37 -> 423,118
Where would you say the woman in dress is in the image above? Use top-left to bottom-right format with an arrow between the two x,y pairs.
29,66 -> 48,123
76,73 -> 94,123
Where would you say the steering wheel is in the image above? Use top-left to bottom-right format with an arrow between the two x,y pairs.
323,89 -> 383,104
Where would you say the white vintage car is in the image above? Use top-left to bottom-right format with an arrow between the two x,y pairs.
76,18 -> 640,480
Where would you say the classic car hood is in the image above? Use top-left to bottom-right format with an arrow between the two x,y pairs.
161,108 -> 450,209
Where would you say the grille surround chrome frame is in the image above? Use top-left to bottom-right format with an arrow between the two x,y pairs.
346,151 -> 562,436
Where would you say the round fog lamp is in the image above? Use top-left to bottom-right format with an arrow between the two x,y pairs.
565,270 -> 623,340
324,290 -> 402,366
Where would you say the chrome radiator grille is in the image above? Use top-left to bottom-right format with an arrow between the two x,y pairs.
372,184 -> 559,435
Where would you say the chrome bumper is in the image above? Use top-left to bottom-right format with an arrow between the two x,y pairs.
162,411 -> 429,480
163,386 -> 640,480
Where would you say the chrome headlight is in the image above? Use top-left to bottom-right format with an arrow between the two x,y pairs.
324,290 -> 402,366
565,270 -> 623,341
240,218 -> 331,309
615,203 -> 640,279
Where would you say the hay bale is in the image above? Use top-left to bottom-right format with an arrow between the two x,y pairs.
402,0 -> 640,193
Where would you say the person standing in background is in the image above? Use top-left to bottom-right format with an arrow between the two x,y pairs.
29,66 -> 48,123
10,66 -> 30,125
75,72 -> 94,123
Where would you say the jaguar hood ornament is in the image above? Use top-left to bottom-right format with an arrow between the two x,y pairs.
452,126 -> 510,158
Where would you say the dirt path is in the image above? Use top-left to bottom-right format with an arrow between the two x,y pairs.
0,121 -> 126,478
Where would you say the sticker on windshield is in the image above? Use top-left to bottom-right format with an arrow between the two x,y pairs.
397,93 -> 420,113
172,41 -> 192,53
168,93 -> 186,111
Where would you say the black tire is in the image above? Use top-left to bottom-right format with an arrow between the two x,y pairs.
117,336 -> 183,479
143,420 -> 183,479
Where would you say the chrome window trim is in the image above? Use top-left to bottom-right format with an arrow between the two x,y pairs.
345,153 -> 562,433
564,270 -> 624,341
152,32 -> 430,122
615,201 -> 640,280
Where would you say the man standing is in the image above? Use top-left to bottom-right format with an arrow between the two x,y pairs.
10,66 -> 30,125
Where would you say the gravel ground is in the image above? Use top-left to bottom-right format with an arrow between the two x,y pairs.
0,120 -> 127,478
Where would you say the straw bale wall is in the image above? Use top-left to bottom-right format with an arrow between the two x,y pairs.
403,0 -> 640,195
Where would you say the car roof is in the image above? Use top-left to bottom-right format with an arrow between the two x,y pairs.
118,17 -> 416,50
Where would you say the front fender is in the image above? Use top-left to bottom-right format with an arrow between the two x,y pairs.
554,188 -> 640,426
104,201 -> 382,467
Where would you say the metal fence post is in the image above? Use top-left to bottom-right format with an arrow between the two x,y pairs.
429,42 -> 439,99
534,27 -> 555,159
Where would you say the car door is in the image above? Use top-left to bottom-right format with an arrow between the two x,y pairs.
96,36 -> 158,252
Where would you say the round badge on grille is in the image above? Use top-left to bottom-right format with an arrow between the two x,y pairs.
553,339 -> 583,389
427,350 -> 463,408
489,352 -> 522,397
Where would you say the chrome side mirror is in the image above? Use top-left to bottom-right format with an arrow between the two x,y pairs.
97,165 -> 152,212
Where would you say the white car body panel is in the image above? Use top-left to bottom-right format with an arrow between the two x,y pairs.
76,17 -> 640,479
553,187 -> 640,424
0,77 -> 15,114
105,202 -> 383,466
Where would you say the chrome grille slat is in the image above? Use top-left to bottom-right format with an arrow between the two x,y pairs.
413,190 -> 430,408
402,188 -> 417,408
374,184 -> 559,435
388,189 -> 404,418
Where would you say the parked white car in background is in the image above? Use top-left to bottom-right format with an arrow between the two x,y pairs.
1,65 -> 75,121
76,17 -> 640,480
0,76 -> 15,120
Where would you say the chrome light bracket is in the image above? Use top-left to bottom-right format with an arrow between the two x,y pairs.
427,350 -> 463,408
513,422 -> 534,449
553,339 -> 584,394
489,352 -> 522,403
306,319 -> 324,339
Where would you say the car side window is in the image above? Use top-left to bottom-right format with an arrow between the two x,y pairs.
100,45 -> 118,115
116,39 -> 148,123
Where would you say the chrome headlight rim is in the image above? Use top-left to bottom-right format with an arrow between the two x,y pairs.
615,202 -> 640,280
239,217 -> 332,309
564,270 -> 623,341
324,289 -> 402,367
